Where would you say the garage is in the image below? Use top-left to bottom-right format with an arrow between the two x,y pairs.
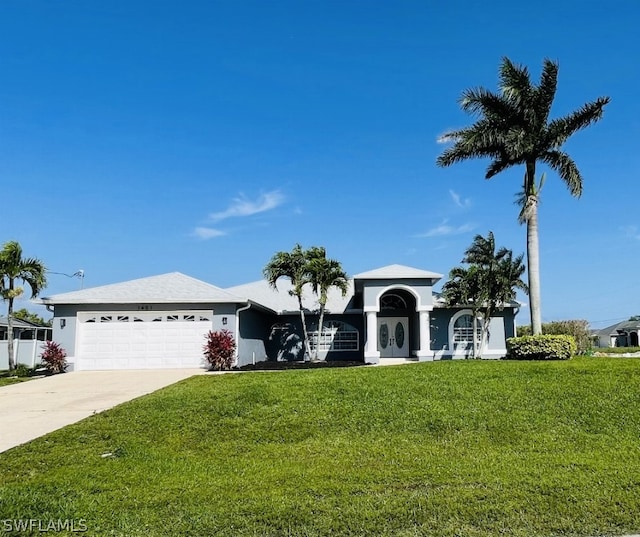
40,273 -> 245,371
76,310 -> 213,370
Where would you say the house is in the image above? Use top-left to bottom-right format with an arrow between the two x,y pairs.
0,317 -> 53,369
39,264 -> 520,371
592,319 -> 640,348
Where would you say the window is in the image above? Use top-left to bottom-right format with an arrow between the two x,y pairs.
453,314 -> 482,345
380,293 -> 408,311
308,321 -> 359,352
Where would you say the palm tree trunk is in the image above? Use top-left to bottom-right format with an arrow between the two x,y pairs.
7,296 -> 15,371
478,307 -> 492,359
526,165 -> 542,335
472,314 -> 478,359
315,305 -> 326,362
297,297 -> 313,361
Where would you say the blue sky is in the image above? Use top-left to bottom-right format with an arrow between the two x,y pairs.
1,1 -> 638,328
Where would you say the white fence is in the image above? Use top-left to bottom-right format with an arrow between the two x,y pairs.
0,340 -> 45,369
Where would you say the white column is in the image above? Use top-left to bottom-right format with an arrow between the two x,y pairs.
364,310 -> 380,364
417,308 -> 434,361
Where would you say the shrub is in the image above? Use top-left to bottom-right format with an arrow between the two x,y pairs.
506,335 -> 577,360
40,341 -> 68,374
516,320 -> 591,354
14,363 -> 33,378
203,329 -> 236,370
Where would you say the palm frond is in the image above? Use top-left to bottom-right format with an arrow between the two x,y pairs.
541,151 -> 583,197
532,59 -> 559,126
545,96 -> 610,147
499,57 -> 532,104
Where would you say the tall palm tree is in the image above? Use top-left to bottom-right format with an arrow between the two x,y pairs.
306,256 -> 349,360
0,241 -> 47,371
263,244 -> 320,360
437,57 -> 609,334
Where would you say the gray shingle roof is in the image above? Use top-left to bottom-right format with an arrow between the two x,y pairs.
226,279 -> 355,314
0,316 -> 46,329
594,320 -> 640,336
40,272 -> 247,305
353,264 -> 443,280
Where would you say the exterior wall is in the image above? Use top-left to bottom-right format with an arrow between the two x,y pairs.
265,314 -> 364,362
235,306 -> 270,367
430,307 -> 515,360
361,279 -> 434,310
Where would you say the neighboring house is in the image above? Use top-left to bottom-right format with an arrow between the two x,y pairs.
592,320 -> 640,348
39,264 -> 520,371
0,317 -> 53,369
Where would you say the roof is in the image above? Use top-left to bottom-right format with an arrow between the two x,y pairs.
40,272 -> 247,305
594,320 -> 640,336
0,317 -> 49,329
226,279 -> 356,314
353,264 -> 443,280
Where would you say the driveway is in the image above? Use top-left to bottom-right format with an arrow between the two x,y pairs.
0,369 -> 203,453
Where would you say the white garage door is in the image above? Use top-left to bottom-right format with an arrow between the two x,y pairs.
77,311 -> 213,370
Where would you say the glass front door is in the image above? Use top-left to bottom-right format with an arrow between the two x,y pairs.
378,317 -> 409,358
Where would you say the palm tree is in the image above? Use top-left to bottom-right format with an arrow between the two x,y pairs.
306,256 -> 349,360
263,244 -> 318,360
0,241 -> 47,371
437,57 -> 609,334
442,232 -> 527,358
441,264 -> 484,358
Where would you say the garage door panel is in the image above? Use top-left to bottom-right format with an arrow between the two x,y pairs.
77,311 -> 213,370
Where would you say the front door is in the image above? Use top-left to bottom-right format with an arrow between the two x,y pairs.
378,317 -> 409,358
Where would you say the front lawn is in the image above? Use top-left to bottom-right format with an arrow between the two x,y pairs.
0,371 -> 36,387
1,357 -> 639,536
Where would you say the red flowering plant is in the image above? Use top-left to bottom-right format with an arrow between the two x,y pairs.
40,341 -> 68,374
203,329 -> 236,370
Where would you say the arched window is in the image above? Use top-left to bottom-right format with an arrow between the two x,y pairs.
380,293 -> 408,311
309,321 -> 359,352
449,310 -> 483,349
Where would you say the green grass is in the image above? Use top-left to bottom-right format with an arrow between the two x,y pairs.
1,357 -> 640,536
0,370 -> 36,387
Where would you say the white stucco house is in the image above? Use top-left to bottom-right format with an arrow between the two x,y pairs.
592,319 -> 640,348
40,264 -> 519,371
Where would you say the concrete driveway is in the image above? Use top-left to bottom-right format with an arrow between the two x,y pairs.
0,369 -> 203,453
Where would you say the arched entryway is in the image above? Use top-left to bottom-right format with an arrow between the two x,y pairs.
377,289 -> 417,359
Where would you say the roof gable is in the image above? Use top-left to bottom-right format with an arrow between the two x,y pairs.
41,272 -> 246,305
353,264 -> 443,281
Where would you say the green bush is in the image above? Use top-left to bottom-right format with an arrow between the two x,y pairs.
14,363 -> 33,377
516,320 -> 591,353
506,335 -> 577,360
